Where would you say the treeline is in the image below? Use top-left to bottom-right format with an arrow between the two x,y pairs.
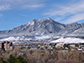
0,55 -> 27,63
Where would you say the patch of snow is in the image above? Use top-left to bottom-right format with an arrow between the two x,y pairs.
35,35 -> 50,40
0,36 -> 33,41
51,37 -> 84,43
0,36 -> 17,41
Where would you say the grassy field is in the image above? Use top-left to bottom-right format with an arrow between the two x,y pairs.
0,47 -> 84,63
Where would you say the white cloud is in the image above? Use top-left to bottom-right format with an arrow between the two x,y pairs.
0,4 -> 11,11
44,1 -> 84,16
43,0 -> 84,23
20,14 -> 29,17
22,4 -> 45,9
0,0 -> 45,10
64,13 -> 84,24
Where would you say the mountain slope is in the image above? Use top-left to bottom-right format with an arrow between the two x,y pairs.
0,17 -> 84,37
58,23 -> 83,35
0,17 -> 66,36
71,27 -> 84,36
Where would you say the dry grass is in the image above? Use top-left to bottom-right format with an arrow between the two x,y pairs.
0,48 -> 84,63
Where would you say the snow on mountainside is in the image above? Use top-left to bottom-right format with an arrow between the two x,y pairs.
58,23 -> 83,35
0,17 -> 84,44
0,17 -> 66,36
71,27 -> 84,36
81,23 -> 84,27
51,37 -> 84,43
0,36 -> 34,41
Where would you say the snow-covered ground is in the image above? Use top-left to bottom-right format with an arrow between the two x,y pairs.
51,37 -> 84,43
35,36 -> 50,40
0,34 -> 84,44
0,36 -> 34,41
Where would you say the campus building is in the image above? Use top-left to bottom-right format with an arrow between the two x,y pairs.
0,41 -> 14,50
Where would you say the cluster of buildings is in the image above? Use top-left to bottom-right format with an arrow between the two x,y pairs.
15,42 -> 84,53
0,41 -> 14,50
0,40 -> 84,52
55,43 -> 84,48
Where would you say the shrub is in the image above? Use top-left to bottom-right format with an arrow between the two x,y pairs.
8,55 -> 16,63
0,58 -> 7,63
15,55 -> 27,63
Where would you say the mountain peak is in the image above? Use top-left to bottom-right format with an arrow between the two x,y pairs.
0,17 -> 66,36
45,17 -> 52,20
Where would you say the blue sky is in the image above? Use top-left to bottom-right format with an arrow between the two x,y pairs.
0,0 -> 84,31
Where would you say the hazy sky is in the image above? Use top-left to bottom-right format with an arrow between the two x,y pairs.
0,0 -> 84,31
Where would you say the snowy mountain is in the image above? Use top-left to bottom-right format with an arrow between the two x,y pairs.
0,17 -> 84,37
81,23 -> 84,27
0,17 -> 84,43
0,17 -> 66,36
71,27 -> 84,36
58,22 -> 83,35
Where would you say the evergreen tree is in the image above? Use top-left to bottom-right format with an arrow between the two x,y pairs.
15,56 -> 27,63
0,58 -> 7,63
8,55 -> 16,63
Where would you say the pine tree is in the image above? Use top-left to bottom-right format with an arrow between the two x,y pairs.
8,55 -> 16,63
0,58 -> 7,63
15,56 -> 27,63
